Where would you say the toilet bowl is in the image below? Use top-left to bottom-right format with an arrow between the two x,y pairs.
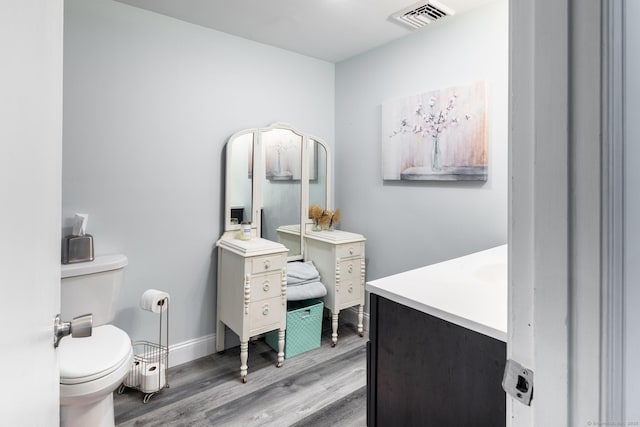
60,254 -> 132,427
59,325 -> 133,427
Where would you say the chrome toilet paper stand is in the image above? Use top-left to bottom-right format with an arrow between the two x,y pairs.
118,296 -> 170,403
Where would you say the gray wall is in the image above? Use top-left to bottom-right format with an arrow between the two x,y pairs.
62,0 -> 334,345
335,1 -> 508,281
63,0 -> 508,353
625,0 -> 640,421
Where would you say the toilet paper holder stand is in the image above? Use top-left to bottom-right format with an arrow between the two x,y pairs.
118,296 -> 169,403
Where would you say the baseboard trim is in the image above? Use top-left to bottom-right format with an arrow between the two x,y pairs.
167,308 -> 369,368
167,333 -> 216,368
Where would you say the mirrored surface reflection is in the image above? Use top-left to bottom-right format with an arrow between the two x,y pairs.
308,139 -> 327,210
228,132 -> 253,226
261,128 -> 302,257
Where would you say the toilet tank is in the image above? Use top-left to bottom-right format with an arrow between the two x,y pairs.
61,254 -> 128,327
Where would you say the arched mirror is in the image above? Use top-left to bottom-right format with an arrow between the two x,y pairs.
224,131 -> 254,229
221,123 -> 331,260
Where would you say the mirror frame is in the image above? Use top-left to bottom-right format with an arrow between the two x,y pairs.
222,122 -> 332,260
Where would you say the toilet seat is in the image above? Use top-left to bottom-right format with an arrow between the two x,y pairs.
59,325 -> 132,385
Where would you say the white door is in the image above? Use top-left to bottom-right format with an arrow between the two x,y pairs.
0,1 -> 64,425
624,0 -> 640,421
509,0 -> 616,425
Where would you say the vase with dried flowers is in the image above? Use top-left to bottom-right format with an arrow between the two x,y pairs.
308,204 -> 323,231
308,205 -> 341,231
318,210 -> 331,231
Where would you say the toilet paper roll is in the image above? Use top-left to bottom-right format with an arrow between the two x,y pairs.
140,362 -> 166,393
139,289 -> 169,314
123,360 -> 142,388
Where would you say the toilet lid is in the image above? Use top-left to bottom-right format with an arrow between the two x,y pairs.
59,325 -> 132,385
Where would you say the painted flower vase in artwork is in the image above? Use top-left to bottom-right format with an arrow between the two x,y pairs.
275,150 -> 282,175
431,135 -> 441,172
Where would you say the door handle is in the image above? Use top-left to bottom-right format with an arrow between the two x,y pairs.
54,313 -> 92,348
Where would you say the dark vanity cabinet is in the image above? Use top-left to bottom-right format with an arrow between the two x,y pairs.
366,293 -> 506,427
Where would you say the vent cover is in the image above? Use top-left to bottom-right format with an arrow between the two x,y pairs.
391,0 -> 455,30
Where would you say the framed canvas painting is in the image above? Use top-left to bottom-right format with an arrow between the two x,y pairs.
381,81 -> 488,181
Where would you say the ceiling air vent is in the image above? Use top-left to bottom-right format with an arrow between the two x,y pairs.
391,0 -> 455,30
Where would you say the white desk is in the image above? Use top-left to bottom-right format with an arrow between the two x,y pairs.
277,225 -> 367,346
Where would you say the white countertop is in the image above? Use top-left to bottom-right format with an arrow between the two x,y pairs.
276,224 -> 366,244
366,244 -> 507,342
216,236 -> 288,257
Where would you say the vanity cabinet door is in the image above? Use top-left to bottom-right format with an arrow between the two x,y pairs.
367,294 -> 506,426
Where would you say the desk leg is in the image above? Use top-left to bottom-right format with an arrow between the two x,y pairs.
240,341 -> 248,383
358,304 -> 364,337
331,311 -> 339,347
277,328 -> 285,367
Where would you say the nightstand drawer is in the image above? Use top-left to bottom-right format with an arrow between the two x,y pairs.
339,259 -> 361,281
250,272 -> 282,301
336,243 -> 362,259
338,278 -> 362,307
249,297 -> 282,330
250,254 -> 284,274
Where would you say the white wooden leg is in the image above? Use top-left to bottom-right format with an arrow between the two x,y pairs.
240,341 -> 248,383
331,311 -> 339,347
358,304 -> 364,337
216,319 -> 225,352
276,328 -> 285,367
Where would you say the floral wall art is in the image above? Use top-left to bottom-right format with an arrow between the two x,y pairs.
263,128 -> 303,180
381,81 -> 488,181
251,128 -> 317,181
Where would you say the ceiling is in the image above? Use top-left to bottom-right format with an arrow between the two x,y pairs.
114,0 -> 495,63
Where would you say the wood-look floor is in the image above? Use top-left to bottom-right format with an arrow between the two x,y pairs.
114,317 -> 367,427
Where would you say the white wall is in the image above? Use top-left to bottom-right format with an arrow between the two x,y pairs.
624,0 -> 640,421
335,1 -> 508,280
62,0 -> 334,351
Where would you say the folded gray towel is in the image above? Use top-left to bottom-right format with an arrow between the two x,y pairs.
287,261 -> 321,281
287,281 -> 327,301
287,277 -> 321,287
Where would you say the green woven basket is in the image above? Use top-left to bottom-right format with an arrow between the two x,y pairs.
265,299 -> 324,359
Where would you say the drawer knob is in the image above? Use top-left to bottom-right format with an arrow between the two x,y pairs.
349,248 -> 354,255
348,286 -> 353,294
263,281 -> 270,292
348,264 -> 353,273
264,260 -> 271,270
263,305 -> 269,316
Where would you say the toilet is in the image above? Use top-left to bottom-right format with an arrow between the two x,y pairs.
59,254 -> 133,427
